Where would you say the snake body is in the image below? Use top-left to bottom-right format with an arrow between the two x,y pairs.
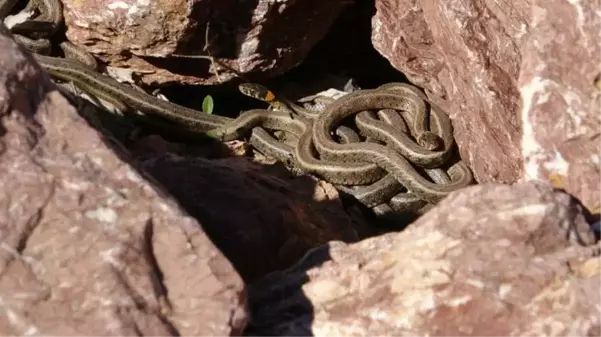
312,91 -> 473,203
1,0 -> 474,209
241,82 -> 471,206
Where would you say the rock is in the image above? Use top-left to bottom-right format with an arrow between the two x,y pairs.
518,0 -> 601,214
371,0 -> 600,214
246,182 -> 599,336
372,0 -> 528,185
0,26 -> 246,335
61,0 -> 356,85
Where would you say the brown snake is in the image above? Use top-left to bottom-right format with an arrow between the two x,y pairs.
242,83 -> 473,205
2,0 -> 474,208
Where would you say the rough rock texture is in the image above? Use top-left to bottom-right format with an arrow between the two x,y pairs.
518,0 -> 601,214
0,27 -> 247,335
372,0 -> 529,185
371,0 -> 600,214
246,182 -> 600,336
61,0 -> 355,85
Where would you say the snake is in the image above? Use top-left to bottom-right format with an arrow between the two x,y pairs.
338,107 -> 451,210
312,90 -> 473,204
238,82 -> 363,145
2,0 -> 473,207
240,82 -> 470,206
240,82 -> 455,167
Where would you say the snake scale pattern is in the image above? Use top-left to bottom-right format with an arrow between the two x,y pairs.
0,0 -> 475,218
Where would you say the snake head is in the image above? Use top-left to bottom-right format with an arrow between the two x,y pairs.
238,83 -> 276,103
416,132 -> 443,151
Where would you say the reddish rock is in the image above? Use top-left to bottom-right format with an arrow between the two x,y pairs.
372,0 -> 529,185
0,26 -> 246,335
518,0 -> 601,213
246,182 -> 599,336
61,0 -> 355,85
372,0 -> 600,214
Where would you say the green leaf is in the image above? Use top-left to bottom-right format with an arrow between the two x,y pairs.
202,95 -> 214,114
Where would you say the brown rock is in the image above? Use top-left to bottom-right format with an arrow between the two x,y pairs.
246,182 -> 599,336
372,0 -> 529,185
518,0 -> 601,213
61,0 -> 356,85
0,26 -> 246,335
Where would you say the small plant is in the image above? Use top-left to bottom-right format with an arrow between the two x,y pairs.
202,95 -> 214,114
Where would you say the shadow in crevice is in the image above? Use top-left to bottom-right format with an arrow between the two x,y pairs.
244,244 -> 333,336
553,190 -> 600,244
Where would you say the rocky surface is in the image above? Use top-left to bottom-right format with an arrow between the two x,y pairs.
0,26 -> 247,335
60,0 -> 355,85
2,0 -> 600,335
371,0 -> 600,214
246,182 -> 600,336
518,0 -> 601,214
372,0 -> 529,185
